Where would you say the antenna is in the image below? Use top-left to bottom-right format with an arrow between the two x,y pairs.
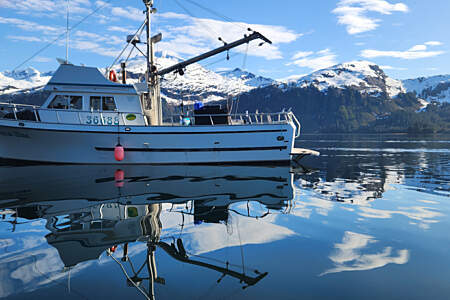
66,0 -> 70,64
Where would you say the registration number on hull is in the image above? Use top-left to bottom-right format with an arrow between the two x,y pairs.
85,115 -> 120,125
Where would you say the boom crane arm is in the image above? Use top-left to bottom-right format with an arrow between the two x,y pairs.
156,31 -> 272,76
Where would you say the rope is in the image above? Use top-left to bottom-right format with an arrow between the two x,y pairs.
13,0 -> 113,71
235,216 -> 246,276
232,43 -> 249,114
110,254 -> 151,300
31,254 -> 89,299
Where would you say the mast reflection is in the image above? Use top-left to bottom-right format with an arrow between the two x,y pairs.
0,164 -> 293,299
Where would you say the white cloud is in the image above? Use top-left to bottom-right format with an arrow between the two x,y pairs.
71,40 -> 120,57
409,44 -> 427,52
0,16 -> 61,34
110,6 -> 144,22
7,35 -> 43,42
425,41 -> 443,46
152,13 -> 301,60
1,8 -> 300,63
292,51 -> 314,60
107,26 -> 136,34
157,12 -> 190,20
289,48 -> 338,71
333,0 -> 409,35
74,30 -> 123,45
32,56 -> 52,63
0,0 -> 92,16
361,49 -> 444,59
2,16 -> 125,58
380,65 -> 406,71
362,41 -> 445,60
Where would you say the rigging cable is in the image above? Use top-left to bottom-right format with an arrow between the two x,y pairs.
172,0 -> 222,38
30,255 -> 89,300
232,42 -> 249,115
107,20 -> 147,75
180,51 -> 241,76
183,0 -> 247,31
234,214 -> 246,276
13,0 -> 114,71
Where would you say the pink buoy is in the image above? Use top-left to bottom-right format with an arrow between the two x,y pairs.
114,144 -> 124,161
115,169 -> 125,187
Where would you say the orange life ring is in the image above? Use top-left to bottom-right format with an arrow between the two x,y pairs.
109,70 -> 117,82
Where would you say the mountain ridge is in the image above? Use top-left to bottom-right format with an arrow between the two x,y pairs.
0,58 -> 449,133
1,58 -> 449,104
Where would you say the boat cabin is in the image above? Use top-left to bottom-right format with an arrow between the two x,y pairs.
40,64 -> 147,126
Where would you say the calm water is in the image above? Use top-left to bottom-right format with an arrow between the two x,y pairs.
0,134 -> 449,300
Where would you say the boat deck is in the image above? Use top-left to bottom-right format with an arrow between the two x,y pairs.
291,148 -> 320,156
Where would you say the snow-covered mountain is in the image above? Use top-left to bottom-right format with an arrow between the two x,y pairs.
126,55 -> 275,103
283,61 -> 405,98
0,67 -> 52,94
102,53 -> 273,103
0,53 -> 274,104
1,56 -> 449,107
217,68 -> 275,88
402,75 -> 450,103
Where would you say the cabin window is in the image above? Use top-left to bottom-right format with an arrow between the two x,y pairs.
90,96 -> 101,111
48,95 -> 82,110
48,95 -> 69,109
103,96 -> 116,111
70,96 -> 82,110
90,96 -> 117,111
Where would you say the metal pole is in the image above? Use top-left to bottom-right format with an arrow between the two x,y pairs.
66,0 -> 69,64
157,32 -> 272,76
145,1 -> 151,86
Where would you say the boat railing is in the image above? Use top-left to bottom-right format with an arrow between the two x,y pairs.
0,102 -> 145,126
166,111 -> 300,128
287,112 -> 301,138
0,102 -> 40,122
0,102 -> 301,132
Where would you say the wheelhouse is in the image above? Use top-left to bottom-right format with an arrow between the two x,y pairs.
38,64 -> 147,126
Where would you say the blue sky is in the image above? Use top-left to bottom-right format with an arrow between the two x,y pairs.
0,0 -> 449,80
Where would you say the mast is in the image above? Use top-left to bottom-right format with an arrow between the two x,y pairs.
144,0 -> 153,83
143,0 -> 161,125
66,0 -> 70,64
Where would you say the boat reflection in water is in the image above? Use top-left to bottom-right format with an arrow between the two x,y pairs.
0,164 -> 295,299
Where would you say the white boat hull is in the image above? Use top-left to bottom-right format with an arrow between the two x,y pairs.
0,119 -> 295,164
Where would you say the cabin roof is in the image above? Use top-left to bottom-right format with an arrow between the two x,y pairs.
44,64 -> 136,93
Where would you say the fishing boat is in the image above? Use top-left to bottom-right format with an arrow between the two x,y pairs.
0,0 -> 318,164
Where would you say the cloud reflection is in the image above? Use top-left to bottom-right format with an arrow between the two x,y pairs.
321,231 -> 409,276
0,235 -> 93,298
358,206 -> 443,229
160,204 -> 296,255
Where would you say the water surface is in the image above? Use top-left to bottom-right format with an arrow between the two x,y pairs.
0,134 -> 449,299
